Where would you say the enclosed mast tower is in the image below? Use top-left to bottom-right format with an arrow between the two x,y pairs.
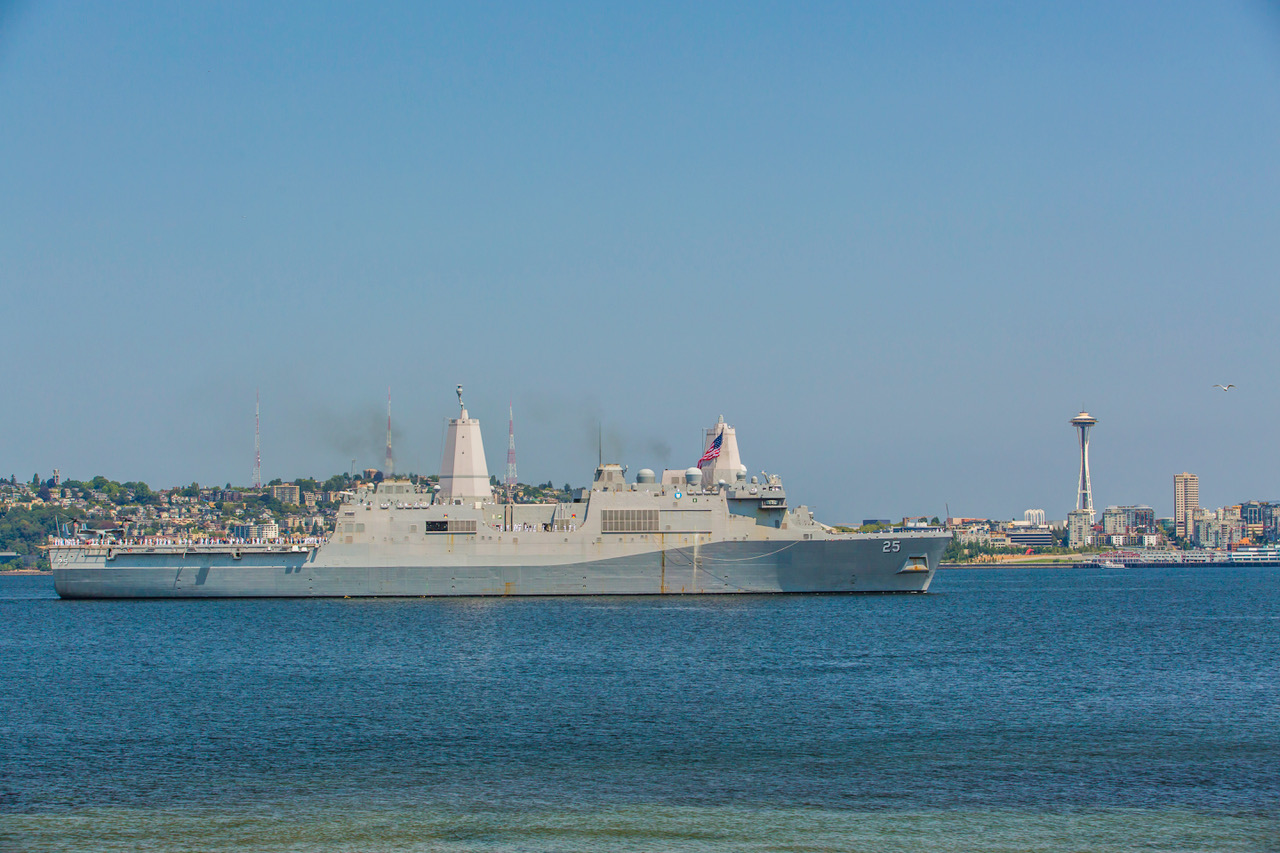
698,415 -> 745,485
1070,411 -> 1097,522
437,385 -> 493,505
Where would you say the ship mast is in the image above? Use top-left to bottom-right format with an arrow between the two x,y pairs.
505,403 -> 517,505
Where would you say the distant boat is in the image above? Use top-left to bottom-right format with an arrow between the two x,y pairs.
1098,559 -> 1126,569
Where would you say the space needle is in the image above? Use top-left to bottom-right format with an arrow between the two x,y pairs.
1070,411 -> 1097,521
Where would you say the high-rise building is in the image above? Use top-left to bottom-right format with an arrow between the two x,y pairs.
1067,509 -> 1094,548
1174,473 -> 1199,539
1070,411 -> 1098,523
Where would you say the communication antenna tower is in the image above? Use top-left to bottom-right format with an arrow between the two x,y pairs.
252,389 -> 262,489
385,387 -> 394,476
505,404 -> 518,498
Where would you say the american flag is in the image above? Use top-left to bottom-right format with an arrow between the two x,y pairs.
697,431 -> 724,468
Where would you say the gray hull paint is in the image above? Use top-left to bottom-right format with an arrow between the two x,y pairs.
51,474 -> 949,599
52,536 -> 946,599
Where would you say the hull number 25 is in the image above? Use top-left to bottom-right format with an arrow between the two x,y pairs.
882,540 -> 901,553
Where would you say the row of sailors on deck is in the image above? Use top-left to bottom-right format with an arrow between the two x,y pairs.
49,537 -> 327,547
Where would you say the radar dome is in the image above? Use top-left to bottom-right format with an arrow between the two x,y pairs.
636,468 -> 656,484
736,465 -> 748,482
685,467 -> 703,487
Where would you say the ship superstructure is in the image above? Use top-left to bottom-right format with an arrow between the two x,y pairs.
49,392 -> 948,599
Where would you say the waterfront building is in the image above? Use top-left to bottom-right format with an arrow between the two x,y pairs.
1101,507 -> 1124,536
1195,512 -> 1244,550
1067,509 -> 1094,548
1174,473 -> 1199,538
1102,505 -> 1156,537
1006,525 -> 1057,548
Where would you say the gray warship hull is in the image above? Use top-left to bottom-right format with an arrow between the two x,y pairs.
50,405 -> 950,600
51,533 -> 946,599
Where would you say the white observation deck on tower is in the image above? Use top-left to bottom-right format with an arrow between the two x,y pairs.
437,385 -> 493,505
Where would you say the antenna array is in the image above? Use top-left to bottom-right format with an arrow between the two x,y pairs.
505,404 -> 518,490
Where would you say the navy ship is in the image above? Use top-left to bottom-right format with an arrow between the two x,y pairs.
49,388 -> 948,599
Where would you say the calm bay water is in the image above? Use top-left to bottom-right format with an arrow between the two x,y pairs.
1,567 -> 1277,852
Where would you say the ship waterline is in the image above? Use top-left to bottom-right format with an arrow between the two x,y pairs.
51,532 -> 946,598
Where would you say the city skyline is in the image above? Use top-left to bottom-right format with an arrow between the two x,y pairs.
3,3 -> 1278,521
11,397 -> 1272,526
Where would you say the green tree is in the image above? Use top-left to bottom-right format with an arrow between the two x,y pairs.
128,482 -> 155,505
0,506 -> 65,570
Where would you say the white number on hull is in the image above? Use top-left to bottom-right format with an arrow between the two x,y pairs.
882,540 -> 901,553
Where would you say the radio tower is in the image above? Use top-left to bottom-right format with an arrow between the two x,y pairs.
385,387 -> 394,476
505,404 -> 518,501
252,389 -> 262,489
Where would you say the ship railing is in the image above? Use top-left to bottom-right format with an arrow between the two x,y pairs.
47,536 -> 326,552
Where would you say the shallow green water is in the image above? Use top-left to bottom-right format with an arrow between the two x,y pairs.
5,805 -> 1276,852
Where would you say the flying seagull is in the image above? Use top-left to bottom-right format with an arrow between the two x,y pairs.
1213,384 -> 1235,391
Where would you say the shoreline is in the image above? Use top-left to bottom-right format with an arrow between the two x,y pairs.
941,562 -> 1091,569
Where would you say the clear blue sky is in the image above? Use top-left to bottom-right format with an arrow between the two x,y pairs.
3,1 -> 1278,522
